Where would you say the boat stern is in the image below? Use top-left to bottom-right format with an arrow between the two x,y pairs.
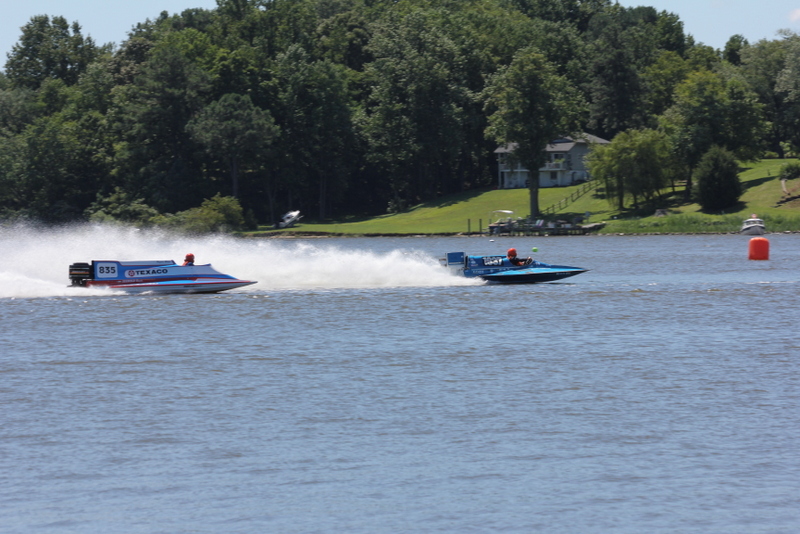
444,252 -> 467,275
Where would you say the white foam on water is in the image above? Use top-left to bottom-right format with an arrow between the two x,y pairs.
0,223 -> 477,298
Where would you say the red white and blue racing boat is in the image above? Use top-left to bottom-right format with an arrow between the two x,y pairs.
68,260 -> 256,294
444,251 -> 587,284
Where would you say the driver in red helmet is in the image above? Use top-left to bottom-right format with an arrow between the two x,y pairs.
507,248 -> 531,266
183,253 -> 195,266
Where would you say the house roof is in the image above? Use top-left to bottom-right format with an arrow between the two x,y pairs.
494,133 -> 610,154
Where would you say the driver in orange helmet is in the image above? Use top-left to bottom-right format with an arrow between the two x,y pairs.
507,248 -> 531,266
182,253 -> 195,266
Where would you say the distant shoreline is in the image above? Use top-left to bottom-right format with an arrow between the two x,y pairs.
243,230 -> 800,238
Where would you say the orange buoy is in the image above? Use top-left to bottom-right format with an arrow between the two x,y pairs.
748,237 -> 769,260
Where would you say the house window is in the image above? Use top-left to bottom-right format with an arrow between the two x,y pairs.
550,171 -> 558,181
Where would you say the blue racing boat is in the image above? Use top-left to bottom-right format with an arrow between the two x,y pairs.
444,251 -> 587,284
68,259 -> 256,294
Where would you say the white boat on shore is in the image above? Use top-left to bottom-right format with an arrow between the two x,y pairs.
740,215 -> 765,235
275,210 -> 302,228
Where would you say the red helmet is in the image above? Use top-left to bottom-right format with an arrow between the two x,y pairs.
185,253 -> 195,261
507,248 -> 517,257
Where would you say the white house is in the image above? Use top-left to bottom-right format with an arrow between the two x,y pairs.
494,134 -> 610,189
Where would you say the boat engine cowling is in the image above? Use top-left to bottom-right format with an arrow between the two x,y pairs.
69,262 -> 92,287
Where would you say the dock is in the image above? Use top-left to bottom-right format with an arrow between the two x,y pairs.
481,221 -> 605,236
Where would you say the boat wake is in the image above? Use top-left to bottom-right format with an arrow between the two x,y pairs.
0,223 -> 476,298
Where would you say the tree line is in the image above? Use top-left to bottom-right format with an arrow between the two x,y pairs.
1,0 -> 799,227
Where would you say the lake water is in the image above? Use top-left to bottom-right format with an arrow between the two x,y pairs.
1,224 -> 799,533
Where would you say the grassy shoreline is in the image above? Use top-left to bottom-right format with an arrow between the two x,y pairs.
242,229 -> 799,238
243,158 -> 800,237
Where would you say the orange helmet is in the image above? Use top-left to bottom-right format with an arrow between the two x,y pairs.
507,248 -> 517,257
185,253 -> 195,261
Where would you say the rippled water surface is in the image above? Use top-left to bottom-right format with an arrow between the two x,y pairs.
2,225 -> 799,533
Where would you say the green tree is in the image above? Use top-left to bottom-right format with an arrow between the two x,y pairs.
775,34 -> 800,153
315,9 -> 373,72
85,187 -> 159,224
723,34 -> 748,65
0,86 -> 37,135
112,46 -> 212,212
107,37 -> 155,86
654,10 -> 687,55
216,0 -> 256,23
740,38 -> 791,156
13,114 -> 97,221
684,42 -> 721,71
484,46 -> 585,217
154,28 -> 220,72
722,76 -> 767,162
430,2 -> 540,191
4,15 -> 102,89
187,93 -> 278,199
586,128 -> 676,209
153,194 -> 246,233
694,145 -> 741,211
776,35 -> 800,101
641,50 -> 690,117
70,60 -> 116,116
660,70 -> 765,197
508,0 -> 610,32
584,137 -> 623,209
0,62 -> 114,220
245,0 -> 318,58
360,10 -> 473,211
779,160 -> 800,181
270,45 -> 354,219
618,129 -> 675,207
210,46 -> 262,98
584,4 -> 662,137
0,135 -> 26,216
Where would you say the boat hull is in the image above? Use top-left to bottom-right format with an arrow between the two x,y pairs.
740,218 -> 766,235
740,226 -> 765,235
479,266 -> 587,283
88,279 -> 256,294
